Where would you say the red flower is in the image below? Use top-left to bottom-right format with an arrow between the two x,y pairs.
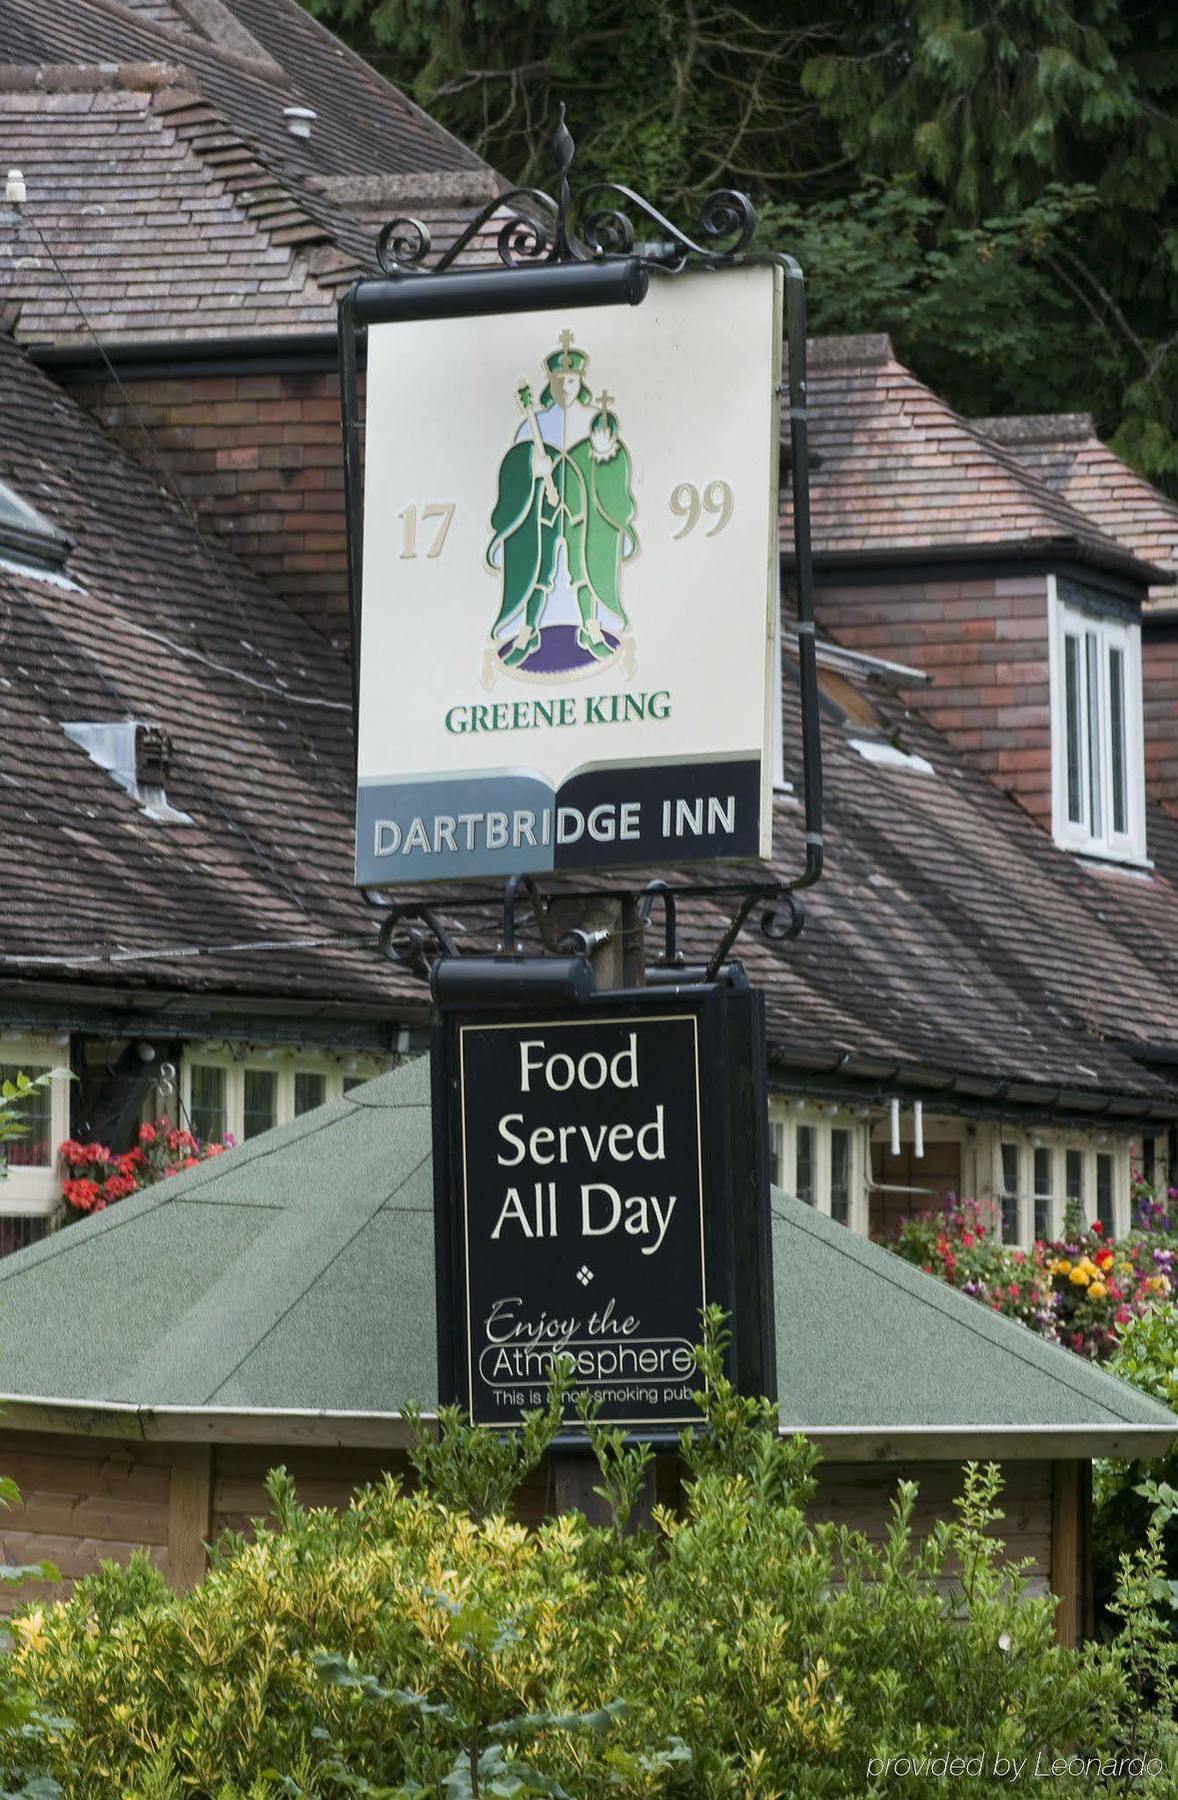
962,1232 -> 975,1247
1096,1248 -> 1115,1269
205,1143 -> 225,1158
1092,1220 -> 1104,1236
181,1156 -> 200,1170
63,1178 -> 101,1213
138,1122 -> 157,1145
1008,1284 -> 1021,1298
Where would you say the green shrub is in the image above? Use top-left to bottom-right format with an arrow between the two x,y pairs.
1096,1305 -> 1178,1638
13,1320 -> 1178,1799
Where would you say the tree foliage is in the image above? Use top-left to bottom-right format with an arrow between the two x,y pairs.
303,0 -> 1178,489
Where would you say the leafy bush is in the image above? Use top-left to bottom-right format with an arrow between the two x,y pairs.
1096,1306 -> 1178,1639
0,1072 -> 60,1185
0,1473 -> 69,1799
12,1321 -> 1178,1798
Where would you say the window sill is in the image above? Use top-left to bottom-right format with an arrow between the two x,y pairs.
0,1179 -> 61,1216
1060,844 -> 1155,877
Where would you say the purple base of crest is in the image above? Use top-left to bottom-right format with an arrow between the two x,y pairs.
500,623 -> 620,676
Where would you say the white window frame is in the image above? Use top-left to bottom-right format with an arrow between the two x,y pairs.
767,1102 -> 866,1232
0,1032 -> 71,1215
1048,575 -> 1146,864
179,1048 -> 389,1144
986,1127 -> 1132,1246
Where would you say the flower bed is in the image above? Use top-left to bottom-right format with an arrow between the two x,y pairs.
883,1194 -> 1177,1361
58,1117 -> 234,1215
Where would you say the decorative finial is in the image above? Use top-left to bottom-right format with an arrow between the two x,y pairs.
554,102 -> 575,180
553,101 -> 576,262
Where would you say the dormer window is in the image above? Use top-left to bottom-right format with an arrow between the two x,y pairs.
0,477 -> 71,577
1048,577 -> 1146,864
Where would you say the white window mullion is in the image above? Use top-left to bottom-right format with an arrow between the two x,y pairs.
815,1127 -> 832,1221
1050,579 -> 1147,864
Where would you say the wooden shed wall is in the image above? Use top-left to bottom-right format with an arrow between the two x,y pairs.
0,1434 -> 1081,1641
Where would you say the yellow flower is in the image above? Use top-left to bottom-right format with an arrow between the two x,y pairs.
1069,1266 -> 1090,1286
1088,1281 -> 1107,1300
1054,1258 -> 1072,1276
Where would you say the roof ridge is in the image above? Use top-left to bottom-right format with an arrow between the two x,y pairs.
974,413 -> 1096,447
168,0 -> 284,73
0,60 -> 186,94
809,332 -> 894,368
74,0 -> 292,87
308,170 -> 503,207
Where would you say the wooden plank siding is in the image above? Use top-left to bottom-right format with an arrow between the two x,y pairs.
0,1431 -> 171,1610
0,1436 -> 1075,1642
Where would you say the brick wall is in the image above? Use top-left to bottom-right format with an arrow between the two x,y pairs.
1143,631 -> 1178,816
62,367 -> 353,651
816,573 -> 1053,826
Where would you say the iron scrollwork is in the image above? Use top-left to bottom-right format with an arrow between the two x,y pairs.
375,103 -> 757,279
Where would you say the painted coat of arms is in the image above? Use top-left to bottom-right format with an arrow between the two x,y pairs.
484,330 -> 638,687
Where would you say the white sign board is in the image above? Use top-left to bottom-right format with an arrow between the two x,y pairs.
355,263 -> 782,885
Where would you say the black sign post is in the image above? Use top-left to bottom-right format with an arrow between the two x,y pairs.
431,975 -> 774,1440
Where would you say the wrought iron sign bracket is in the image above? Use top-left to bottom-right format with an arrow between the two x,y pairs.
372,871 -> 805,998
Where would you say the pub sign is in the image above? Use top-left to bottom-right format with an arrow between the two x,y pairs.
356,266 -> 783,886
431,980 -> 775,1435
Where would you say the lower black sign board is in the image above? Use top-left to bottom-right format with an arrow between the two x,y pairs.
431,980 -> 774,1438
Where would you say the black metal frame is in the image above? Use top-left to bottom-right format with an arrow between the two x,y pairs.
431,977 -> 776,1440
337,107 -> 823,966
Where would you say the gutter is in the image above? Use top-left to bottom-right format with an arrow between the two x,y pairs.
766,1043 -> 1178,1126
0,1397 -> 1170,1462
29,331 -> 346,382
783,539 -> 1166,592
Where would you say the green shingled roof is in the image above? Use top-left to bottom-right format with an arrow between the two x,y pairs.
0,1059 -> 1172,1458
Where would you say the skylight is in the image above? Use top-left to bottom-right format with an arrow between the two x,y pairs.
0,477 -> 71,574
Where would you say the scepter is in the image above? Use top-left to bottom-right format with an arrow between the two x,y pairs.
516,382 -> 560,507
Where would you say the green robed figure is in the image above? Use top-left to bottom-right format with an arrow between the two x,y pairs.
485,331 -> 638,682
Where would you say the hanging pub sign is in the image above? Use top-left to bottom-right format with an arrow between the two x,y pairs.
355,265 -> 783,886
431,980 -> 775,1435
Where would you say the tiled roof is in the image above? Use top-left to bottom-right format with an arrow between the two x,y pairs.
785,335 -> 1159,578
0,69 -> 352,341
974,413 -> 1178,608
0,0 -> 490,180
749,672 -> 1178,1108
0,327 -> 394,1006
0,1 -> 504,344
0,66 -> 505,343
5,330 -> 1178,1109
